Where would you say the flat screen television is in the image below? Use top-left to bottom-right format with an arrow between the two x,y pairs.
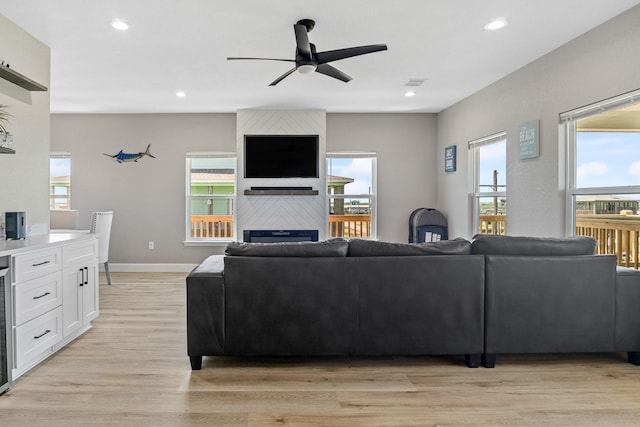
244,134 -> 319,179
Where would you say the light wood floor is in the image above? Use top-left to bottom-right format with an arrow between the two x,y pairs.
2,273 -> 640,426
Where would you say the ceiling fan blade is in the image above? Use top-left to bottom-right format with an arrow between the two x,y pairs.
315,44 -> 388,64
227,57 -> 295,62
294,24 -> 312,59
315,64 -> 352,83
269,67 -> 297,86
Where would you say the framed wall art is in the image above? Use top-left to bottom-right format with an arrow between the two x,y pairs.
445,145 -> 456,172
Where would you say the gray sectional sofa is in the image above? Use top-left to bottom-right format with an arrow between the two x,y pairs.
186,235 -> 640,369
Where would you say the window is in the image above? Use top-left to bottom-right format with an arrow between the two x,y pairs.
469,132 -> 507,235
185,153 -> 236,243
50,153 -> 71,210
562,89 -> 640,266
327,153 -> 377,239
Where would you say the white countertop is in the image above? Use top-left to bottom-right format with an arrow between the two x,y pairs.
0,232 -> 96,257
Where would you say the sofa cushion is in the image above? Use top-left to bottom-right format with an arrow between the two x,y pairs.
470,234 -> 597,256
225,239 -> 349,257
348,238 -> 471,257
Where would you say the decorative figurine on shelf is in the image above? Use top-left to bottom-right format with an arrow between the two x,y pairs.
103,144 -> 156,163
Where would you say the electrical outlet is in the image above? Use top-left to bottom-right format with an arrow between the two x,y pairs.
148,241 -> 154,250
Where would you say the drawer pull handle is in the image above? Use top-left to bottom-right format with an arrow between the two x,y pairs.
34,329 -> 51,339
32,260 -> 51,267
33,292 -> 51,300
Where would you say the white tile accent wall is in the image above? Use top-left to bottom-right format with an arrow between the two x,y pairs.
236,110 -> 327,239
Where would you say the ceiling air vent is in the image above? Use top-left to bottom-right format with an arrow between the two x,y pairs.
404,79 -> 426,87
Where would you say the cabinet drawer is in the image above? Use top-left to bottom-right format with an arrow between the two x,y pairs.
13,271 -> 63,326
14,306 -> 63,369
13,247 -> 62,283
63,238 -> 98,265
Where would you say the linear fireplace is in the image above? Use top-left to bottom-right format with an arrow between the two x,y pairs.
243,230 -> 319,243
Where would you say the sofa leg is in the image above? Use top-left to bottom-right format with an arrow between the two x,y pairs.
482,353 -> 496,368
464,354 -> 481,368
190,356 -> 203,370
628,352 -> 640,366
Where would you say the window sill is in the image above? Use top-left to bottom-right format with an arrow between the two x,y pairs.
183,239 -> 235,247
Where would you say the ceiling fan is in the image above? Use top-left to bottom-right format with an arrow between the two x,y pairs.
227,19 -> 388,86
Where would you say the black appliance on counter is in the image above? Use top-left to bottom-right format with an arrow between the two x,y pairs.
5,211 -> 26,240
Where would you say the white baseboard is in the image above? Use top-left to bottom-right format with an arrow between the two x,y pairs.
104,263 -> 197,273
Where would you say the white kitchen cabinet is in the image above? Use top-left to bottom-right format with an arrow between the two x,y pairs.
62,252 -> 99,338
13,246 -> 61,284
13,270 -> 63,327
8,234 -> 99,379
14,306 -> 63,370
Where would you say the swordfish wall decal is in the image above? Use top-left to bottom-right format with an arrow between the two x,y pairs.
104,144 -> 156,163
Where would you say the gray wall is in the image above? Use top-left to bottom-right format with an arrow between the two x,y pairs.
51,113 -> 236,265
0,14 -> 50,231
51,112 -> 436,265
437,5 -> 640,238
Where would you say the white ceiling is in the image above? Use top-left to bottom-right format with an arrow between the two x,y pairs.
1,0 -> 639,114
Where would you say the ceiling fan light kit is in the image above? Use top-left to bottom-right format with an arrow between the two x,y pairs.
297,64 -> 317,74
227,19 -> 387,86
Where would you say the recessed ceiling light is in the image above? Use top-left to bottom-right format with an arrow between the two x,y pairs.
484,18 -> 508,31
111,20 -> 129,31
405,90 -> 416,97
176,91 -> 186,98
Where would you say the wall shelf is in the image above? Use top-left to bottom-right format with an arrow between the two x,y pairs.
0,66 -> 48,91
0,146 -> 15,154
244,189 -> 319,196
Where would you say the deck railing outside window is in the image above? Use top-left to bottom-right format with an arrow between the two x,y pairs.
329,215 -> 372,238
478,214 -> 506,235
191,215 -> 234,238
575,214 -> 640,269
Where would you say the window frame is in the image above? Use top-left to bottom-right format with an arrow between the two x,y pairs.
326,152 -> 377,240
561,88 -> 640,235
184,152 -> 237,246
50,152 -> 72,210
468,132 -> 507,235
